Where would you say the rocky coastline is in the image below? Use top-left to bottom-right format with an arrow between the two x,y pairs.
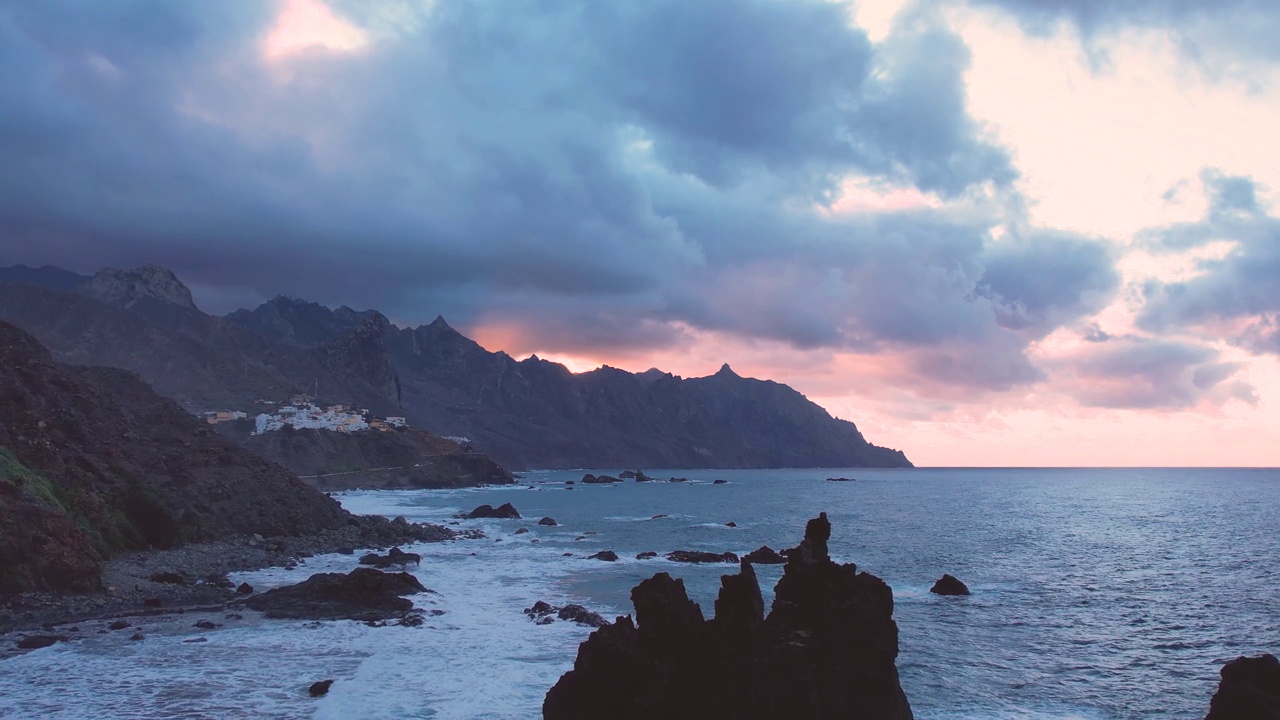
0,515 -> 465,634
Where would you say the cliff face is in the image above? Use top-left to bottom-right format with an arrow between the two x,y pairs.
543,514 -> 914,719
236,426 -> 513,491
231,297 -> 913,470
0,321 -> 350,596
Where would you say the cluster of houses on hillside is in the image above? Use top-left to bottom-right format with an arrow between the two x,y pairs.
202,399 -> 407,436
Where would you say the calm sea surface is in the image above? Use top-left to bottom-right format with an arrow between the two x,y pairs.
1,468 -> 1277,719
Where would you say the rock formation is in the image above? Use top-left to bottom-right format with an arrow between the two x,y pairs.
458,503 -> 521,519
666,550 -> 740,564
1205,654 -> 1280,720
543,514 -> 913,719
244,567 -> 427,621
742,545 -> 786,564
929,574 -> 971,596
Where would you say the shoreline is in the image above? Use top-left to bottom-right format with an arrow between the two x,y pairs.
0,515 -> 473,636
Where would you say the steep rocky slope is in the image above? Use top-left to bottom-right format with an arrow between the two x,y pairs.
232,425 -> 513,490
0,321 -> 351,596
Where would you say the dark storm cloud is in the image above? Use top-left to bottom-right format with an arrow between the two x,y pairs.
967,0 -> 1280,69
0,0 -> 1119,392
1137,171 -> 1280,354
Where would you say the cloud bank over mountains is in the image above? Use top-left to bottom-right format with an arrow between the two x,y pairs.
0,0 -> 1275,461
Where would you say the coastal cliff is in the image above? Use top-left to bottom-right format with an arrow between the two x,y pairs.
0,321 -> 350,595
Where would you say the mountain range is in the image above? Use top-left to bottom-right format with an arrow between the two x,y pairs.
0,264 -> 911,470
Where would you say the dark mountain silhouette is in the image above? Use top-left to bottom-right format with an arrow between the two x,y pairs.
0,320 -> 351,596
230,297 -> 913,470
0,265 -> 911,470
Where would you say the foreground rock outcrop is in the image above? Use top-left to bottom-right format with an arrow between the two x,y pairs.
244,567 -> 427,621
543,513 -> 913,719
1205,654 -> 1280,720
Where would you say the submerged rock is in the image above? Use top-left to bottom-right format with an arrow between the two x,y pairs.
309,680 -> 335,697
525,600 -> 609,628
929,574 -> 971,596
244,568 -> 427,621
458,503 -> 521,519
742,546 -> 786,565
15,635 -> 65,650
589,551 -> 619,562
1205,654 -> 1280,720
543,514 -> 913,720
358,547 -> 422,569
666,550 -> 739,564
107,620 -> 132,631
636,551 -> 658,560
826,477 -> 857,482
712,479 -> 728,485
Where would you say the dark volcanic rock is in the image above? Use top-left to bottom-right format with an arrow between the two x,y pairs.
742,546 -> 786,565
826,477 -> 857,482
1205,654 -> 1280,720
580,474 -> 621,484
929,574 -> 971,596
725,522 -> 737,528
309,679 -> 335,697
636,551 -> 658,560
712,479 -> 728,485
16,635 -> 66,650
525,600 -> 609,628
666,550 -> 739,564
108,620 -> 132,631
149,572 -> 187,585
543,514 -> 913,720
358,547 -> 422,569
589,551 -> 619,562
514,528 -> 529,535
244,568 -> 426,621
538,517 -> 558,526
458,503 -> 521,519
236,582 -> 254,595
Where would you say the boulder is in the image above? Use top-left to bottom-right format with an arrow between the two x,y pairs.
309,680 -> 335,697
108,620 -> 132,631
668,477 -> 688,483
149,572 -> 187,585
193,620 -> 221,630
358,546 -> 422,569
543,514 -> 913,720
636,551 -> 658,560
16,635 -> 66,650
525,600 -> 609,628
826,477 -> 856,482
236,582 -> 254,595
589,551 -> 619,562
1205,654 -> 1280,720
712,479 -> 728,485
929,574 -> 971,596
725,522 -> 737,528
565,481 -> 575,486
539,517 -> 558,526
515,528 -> 529,535
244,568 -> 427,621
742,546 -> 786,565
581,474 -> 622,484
458,503 -> 522,519
666,550 -> 739,564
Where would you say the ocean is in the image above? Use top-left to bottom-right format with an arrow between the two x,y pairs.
1,467 -> 1276,719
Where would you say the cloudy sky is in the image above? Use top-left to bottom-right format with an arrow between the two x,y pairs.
2,0 -> 1277,466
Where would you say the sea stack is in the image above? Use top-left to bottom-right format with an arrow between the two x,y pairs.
543,514 -> 913,719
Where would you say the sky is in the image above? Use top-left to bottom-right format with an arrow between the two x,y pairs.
1,0 -> 1278,466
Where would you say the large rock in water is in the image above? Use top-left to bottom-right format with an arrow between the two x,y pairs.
244,568 -> 426,621
458,503 -> 521,519
543,513 -> 913,719
1205,654 -> 1280,719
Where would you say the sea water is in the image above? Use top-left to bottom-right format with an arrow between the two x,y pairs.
1,468 -> 1277,719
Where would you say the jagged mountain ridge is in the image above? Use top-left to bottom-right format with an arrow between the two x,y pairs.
229,296 -> 913,470
0,265 -> 910,470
